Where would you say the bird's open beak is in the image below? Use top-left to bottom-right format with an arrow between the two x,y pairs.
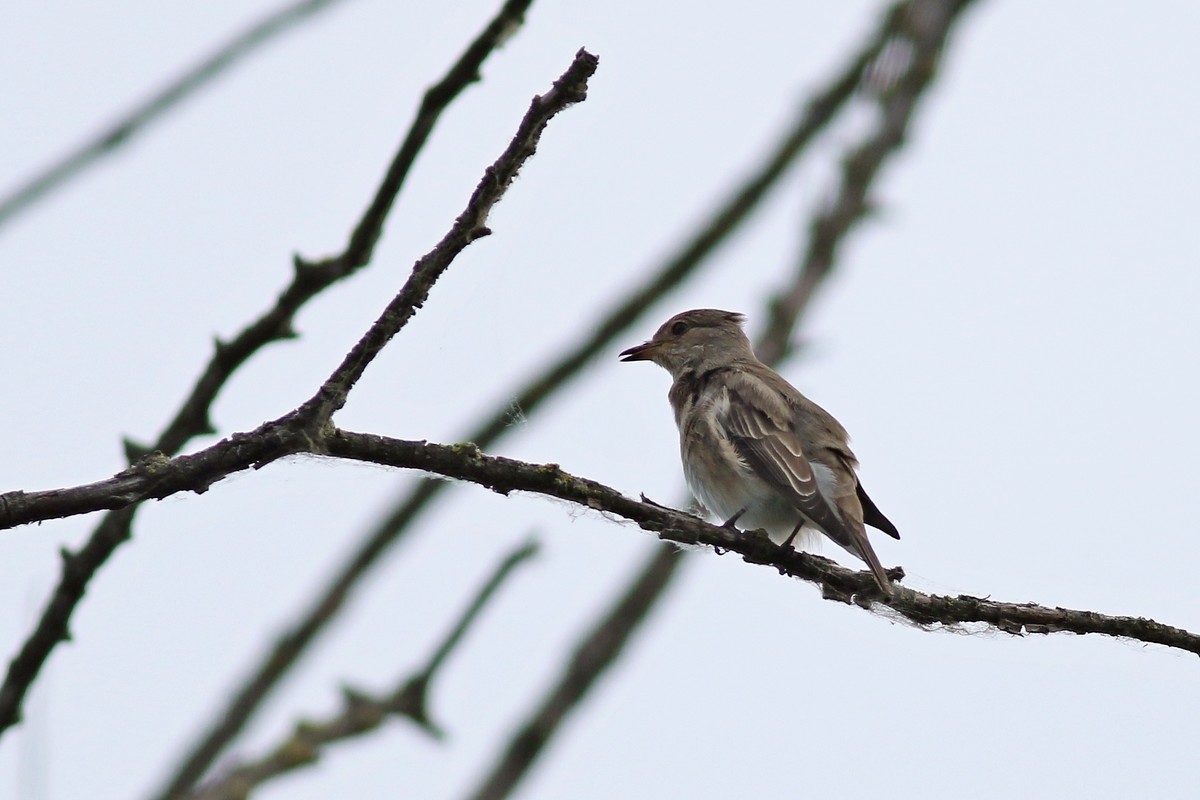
619,341 -> 657,362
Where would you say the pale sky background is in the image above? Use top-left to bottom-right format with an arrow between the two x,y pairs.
2,2 -> 1200,799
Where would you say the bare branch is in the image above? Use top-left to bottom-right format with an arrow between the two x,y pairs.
12,423 -> 1191,659
297,47 -> 597,423
0,0 -> 353,231
321,430 -> 1200,657
464,544 -> 684,800
759,0 -> 975,364
0,43 -> 592,741
185,539 -> 540,800
329,0 -> 535,279
0,436 -> 292,531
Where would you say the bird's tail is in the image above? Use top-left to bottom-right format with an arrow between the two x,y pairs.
856,535 -> 893,594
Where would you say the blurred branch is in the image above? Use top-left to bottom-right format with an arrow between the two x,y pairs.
0,0 -> 354,231
185,539 -> 540,800
148,0 -> 887,784
0,39 -> 586,745
464,544 -> 684,800
463,0 -> 979,794
759,0 -> 973,364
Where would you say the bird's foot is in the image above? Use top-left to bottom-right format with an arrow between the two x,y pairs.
780,521 -> 804,550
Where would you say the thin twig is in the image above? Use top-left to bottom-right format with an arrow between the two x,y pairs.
185,539 -> 540,800
0,0 -> 353,230
296,44 -> 595,424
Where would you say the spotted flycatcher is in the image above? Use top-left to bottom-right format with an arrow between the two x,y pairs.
620,308 -> 899,592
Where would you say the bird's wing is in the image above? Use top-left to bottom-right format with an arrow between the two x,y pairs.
719,375 -> 859,551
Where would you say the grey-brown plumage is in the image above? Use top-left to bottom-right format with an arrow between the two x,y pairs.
620,308 -> 899,592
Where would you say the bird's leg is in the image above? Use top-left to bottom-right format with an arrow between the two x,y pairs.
781,520 -> 804,549
721,508 -> 747,530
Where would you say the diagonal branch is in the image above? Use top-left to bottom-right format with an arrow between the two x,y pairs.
0,0 -> 355,231
296,44 -> 595,424
464,544 -> 684,800
0,42 -> 591,743
759,0 -> 973,364
185,539 -> 540,800
330,0 -> 535,276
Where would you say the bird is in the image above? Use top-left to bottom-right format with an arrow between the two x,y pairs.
619,308 -> 899,592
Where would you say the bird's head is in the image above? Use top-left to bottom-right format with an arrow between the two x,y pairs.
619,309 -> 751,377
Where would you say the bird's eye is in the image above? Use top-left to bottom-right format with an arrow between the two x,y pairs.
670,321 -> 688,336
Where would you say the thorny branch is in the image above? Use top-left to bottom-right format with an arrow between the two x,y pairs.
185,540 -> 540,800
0,43 -> 594,740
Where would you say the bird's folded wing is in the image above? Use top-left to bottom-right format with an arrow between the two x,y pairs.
720,380 -> 858,550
